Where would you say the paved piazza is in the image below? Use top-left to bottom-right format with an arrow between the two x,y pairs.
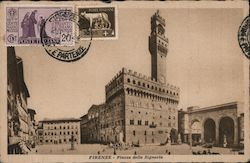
31,144 -> 235,155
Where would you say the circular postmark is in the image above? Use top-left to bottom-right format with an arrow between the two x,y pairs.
238,15 -> 249,59
40,9 -> 92,62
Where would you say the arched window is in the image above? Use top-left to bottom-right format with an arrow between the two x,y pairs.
133,80 -> 136,84
126,89 -> 130,94
142,83 -> 145,87
127,78 -> 130,83
138,81 -> 141,86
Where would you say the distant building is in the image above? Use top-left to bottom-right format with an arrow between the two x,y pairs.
7,47 -> 32,154
27,108 -> 37,147
80,10 -> 180,145
80,114 -> 89,144
39,118 -> 81,144
37,122 -> 43,145
178,102 -> 244,147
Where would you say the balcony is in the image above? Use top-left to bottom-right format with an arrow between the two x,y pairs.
149,124 -> 157,128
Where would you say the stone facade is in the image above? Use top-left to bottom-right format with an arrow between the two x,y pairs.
80,114 -> 89,143
37,122 -> 43,145
178,102 -> 244,147
39,118 -> 81,144
7,47 -> 35,154
27,108 -> 37,147
80,11 -> 180,145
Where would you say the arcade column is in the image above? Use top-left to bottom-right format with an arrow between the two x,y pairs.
215,121 -> 219,145
234,119 -> 238,145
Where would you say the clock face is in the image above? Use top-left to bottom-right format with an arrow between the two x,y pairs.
159,75 -> 165,83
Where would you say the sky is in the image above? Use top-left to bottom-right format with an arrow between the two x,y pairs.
15,8 -> 245,121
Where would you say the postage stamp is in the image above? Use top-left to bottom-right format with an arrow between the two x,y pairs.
41,9 -> 92,62
238,16 -> 249,59
77,6 -> 117,40
5,6 -> 74,46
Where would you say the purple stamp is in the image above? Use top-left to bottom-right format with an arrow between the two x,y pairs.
5,6 -> 74,46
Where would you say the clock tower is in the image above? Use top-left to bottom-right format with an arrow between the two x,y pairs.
149,10 -> 168,84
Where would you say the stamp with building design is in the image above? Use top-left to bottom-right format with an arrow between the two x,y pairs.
5,5 -> 74,46
77,6 -> 117,40
0,1 -> 250,163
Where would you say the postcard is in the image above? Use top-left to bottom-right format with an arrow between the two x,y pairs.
0,1 -> 249,162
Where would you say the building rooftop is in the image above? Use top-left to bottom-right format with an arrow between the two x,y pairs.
40,117 -> 81,123
106,67 -> 180,91
187,101 -> 238,113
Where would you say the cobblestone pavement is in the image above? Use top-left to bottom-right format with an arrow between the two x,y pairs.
31,143 -> 237,155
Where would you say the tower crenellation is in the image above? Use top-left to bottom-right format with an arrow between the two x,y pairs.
149,10 -> 169,84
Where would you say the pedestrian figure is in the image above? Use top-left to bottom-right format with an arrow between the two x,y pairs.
134,151 -> 137,155
28,10 -> 38,37
168,152 -> 171,155
166,149 -> 168,153
98,151 -> 100,155
21,12 -> 30,38
38,16 -> 49,38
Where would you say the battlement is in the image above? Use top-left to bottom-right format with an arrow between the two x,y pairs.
105,67 -> 180,102
126,67 -> 179,91
106,68 -> 179,91
151,10 -> 165,26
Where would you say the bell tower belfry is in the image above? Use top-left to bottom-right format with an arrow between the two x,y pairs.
149,10 -> 168,84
